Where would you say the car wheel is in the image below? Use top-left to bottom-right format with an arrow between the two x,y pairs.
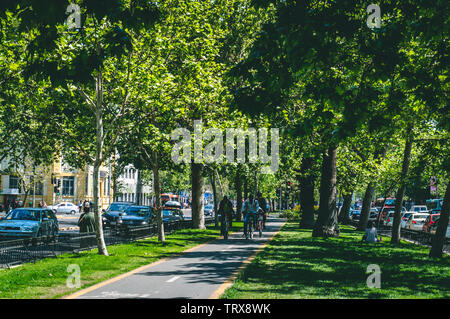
71,210 -> 76,215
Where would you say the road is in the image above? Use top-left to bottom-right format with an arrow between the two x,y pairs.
56,208 -> 195,233
66,217 -> 285,299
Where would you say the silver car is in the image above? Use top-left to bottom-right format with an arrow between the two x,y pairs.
405,213 -> 429,231
0,208 -> 59,238
49,202 -> 80,214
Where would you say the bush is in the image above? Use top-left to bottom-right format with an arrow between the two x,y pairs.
280,208 -> 302,221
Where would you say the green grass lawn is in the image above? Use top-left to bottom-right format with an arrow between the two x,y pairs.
0,222 -> 243,299
221,222 -> 450,299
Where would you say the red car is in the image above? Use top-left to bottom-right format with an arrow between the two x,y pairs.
423,214 -> 440,233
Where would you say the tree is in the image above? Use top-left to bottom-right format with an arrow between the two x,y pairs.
4,1 -> 161,255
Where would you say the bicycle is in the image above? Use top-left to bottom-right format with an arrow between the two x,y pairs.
256,211 -> 264,238
244,213 -> 256,240
221,214 -> 229,240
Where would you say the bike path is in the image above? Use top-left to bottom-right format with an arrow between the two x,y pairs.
65,217 -> 286,299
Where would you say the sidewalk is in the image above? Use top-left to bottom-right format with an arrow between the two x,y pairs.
64,217 -> 286,299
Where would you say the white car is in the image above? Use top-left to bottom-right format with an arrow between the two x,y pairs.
401,212 -> 413,228
404,213 -> 429,231
409,205 -> 428,213
49,202 -> 80,214
385,211 -> 396,226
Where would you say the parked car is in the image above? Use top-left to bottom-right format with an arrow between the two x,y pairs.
204,204 -> 214,217
401,212 -> 413,228
404,213 -> 429,231
106,202 -> 134,213
430,217 -> 450,238
48,202 -> 80,214
102,202 -> 134,228
409,205 -> 428,213
350,209 -> 361,221
162,209 -> 184,223
422,213 -> 440,233
0,208 -> 58,238
380,206 -> 406,224
385,211 -> 396,226
368,208 -> 379,222
119,206 -> 155,229
163,201 -> 182,210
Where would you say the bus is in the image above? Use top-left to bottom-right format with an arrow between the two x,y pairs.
161,193 -> 180,205
426,199 -> 443,214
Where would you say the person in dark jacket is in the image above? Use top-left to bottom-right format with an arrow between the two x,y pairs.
78,201 -> 96,248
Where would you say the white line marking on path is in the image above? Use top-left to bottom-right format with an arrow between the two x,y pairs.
166,276 -> 180,283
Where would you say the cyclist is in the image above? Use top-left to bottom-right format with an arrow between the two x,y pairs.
256,192 -> 268,229
218,195 -> 234,239
242,194 -> 259,239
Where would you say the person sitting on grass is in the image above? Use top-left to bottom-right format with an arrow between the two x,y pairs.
362,221 -> 381,243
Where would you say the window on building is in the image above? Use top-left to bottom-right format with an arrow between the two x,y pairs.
62,177 -> 75,196
9,176 -> 19,189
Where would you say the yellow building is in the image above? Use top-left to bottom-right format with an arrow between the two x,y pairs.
0,157 -> 113,211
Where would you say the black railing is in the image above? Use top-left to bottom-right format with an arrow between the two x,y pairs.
347,220 -> 450,252
0,218 -> 215,269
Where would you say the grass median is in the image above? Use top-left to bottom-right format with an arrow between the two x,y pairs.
221,222 -> 450,299
0,221 -> 244,299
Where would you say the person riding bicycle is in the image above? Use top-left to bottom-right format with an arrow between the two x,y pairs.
242,195 -> 259,239
256,192 -> 268,229
218,195 -> 234,237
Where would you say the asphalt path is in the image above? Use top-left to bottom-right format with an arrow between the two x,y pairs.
67,217 -> 285,299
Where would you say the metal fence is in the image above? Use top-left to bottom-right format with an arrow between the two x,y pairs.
0,218 -> 215,269
348,220 -> 450,252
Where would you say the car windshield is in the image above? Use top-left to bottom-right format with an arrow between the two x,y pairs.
163,210 -> 173,216
205,205 -> 213,209
125,208 -> 148,217
413,207 -> 426,212
108,203 -> 130,212
5,209 -> 41,221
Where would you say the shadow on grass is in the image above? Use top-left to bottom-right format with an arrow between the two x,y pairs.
225,223 -> 450,299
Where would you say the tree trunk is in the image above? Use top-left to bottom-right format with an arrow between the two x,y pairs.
152,160 -> 164,242
312,145 -> 339,237
191,162 -> 205,229
210,170 -> 219,228
299,156 -> 315,229
339,191 -> 353,224
429,181 -> 450,258
93,70 -> 108,256
391,126 -> 414,244
358,182 -> 376,230
93,161 -> 108,255
244,173 -> 248,200
235,166 -> 243,221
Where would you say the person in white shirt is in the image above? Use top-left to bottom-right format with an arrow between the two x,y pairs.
242,195 -> 259,239
363,221 -> 380,243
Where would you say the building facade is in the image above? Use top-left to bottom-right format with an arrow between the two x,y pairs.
0,157 -> 113,211
114,164 -> 152,206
